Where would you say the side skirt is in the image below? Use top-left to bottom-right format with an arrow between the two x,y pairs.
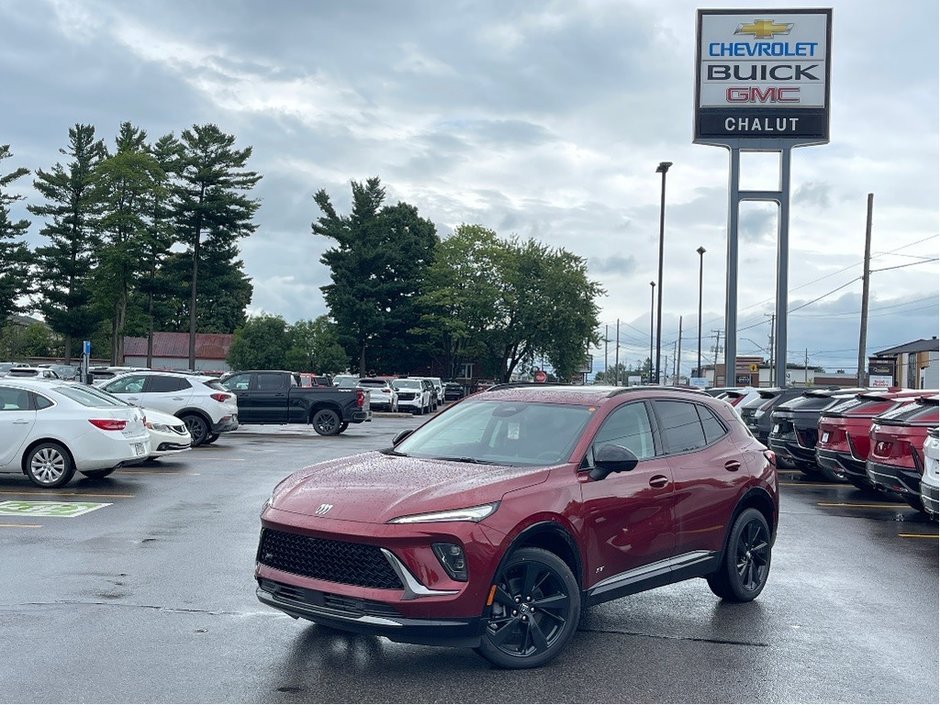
583,551 -> 720,607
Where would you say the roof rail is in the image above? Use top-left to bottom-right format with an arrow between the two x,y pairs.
607,385 -> 707,398
485,382 -> 573,391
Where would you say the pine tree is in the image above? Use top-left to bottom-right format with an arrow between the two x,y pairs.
175,124 -> 261,367
29,124 -> 107,362
0,145 -> 32,324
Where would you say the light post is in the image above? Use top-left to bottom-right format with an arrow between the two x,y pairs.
696,246 -> 706,378
649,281 -> 655,383
654,161 -> 672,387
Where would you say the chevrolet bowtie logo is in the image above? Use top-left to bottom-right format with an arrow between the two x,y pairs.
735,19 -> 794,39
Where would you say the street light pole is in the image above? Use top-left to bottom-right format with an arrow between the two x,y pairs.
654,161 -> 672,386
696,246 -> 706,378
649,281 -> 655,383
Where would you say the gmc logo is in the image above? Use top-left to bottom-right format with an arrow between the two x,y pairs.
726,87 -> 800,103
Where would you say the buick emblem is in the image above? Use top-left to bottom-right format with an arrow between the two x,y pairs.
314,504 -> 333,516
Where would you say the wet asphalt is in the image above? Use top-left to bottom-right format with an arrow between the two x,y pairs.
0,412 -> 936,703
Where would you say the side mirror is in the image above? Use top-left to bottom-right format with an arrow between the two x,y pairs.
392,429 -> 414,446
589,444 -> 639,481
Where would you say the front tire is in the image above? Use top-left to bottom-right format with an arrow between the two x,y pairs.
312,409 -> 341,436
25,442 -> 75,488
707,507 -> 772,602
203,433 -> 220,445
475,547 -> 580,669
181,414 -> 209,446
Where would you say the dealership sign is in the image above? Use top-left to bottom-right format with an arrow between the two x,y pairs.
695,9 -> 831,144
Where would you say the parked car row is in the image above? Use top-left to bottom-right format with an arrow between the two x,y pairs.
329,375 -> 466,415
0,377 -> 193,489
718,385 -> 939,517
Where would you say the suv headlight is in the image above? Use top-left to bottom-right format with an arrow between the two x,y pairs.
388,502 -> 499,524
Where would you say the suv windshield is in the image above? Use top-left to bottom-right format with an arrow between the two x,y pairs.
394,400 -> 592,466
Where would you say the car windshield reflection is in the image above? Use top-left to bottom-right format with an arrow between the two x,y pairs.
394,400 -> 592,466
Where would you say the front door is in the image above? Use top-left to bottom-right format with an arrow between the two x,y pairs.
0,386 -> 37,467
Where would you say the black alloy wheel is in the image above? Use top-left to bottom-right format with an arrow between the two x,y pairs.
312,409 -> 341,436
203,433 -> 220,445
476,547 -> 580,669
707,507 -> 771,602
181,414 -> 209,446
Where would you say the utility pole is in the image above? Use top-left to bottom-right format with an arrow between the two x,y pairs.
857,193 -> 874,386
676,317 -> 683,384
766,313 -> 775,386
615,319 -> 620,386
805,348 -> 809,385
711,329 -> 723,384
604,324 -> 609,383
672,340 -> 678,385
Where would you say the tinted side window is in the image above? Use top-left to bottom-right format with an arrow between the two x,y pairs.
653,400 -> 707,453
256,373 -> 284,391
222,374 -> 250,391
30,392 -> 54,410
0,386 -> 30,411
146,375 -> 191,393
592,402 -> 655,460
697,404 -> 727,444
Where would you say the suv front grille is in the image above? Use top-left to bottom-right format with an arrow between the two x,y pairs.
257,528 -> 403,590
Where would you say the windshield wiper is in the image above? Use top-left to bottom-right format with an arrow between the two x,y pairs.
433,456 -> 485,464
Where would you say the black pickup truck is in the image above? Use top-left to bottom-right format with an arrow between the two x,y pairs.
219,370 -> 370,435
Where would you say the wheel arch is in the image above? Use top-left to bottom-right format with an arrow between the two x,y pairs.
175,407 -> 212,425
497,520 -> 584,589
730,486 -> 778,545
20,438 -> 76,476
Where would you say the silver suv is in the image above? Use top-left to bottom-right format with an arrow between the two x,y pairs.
98,371 -> 238,446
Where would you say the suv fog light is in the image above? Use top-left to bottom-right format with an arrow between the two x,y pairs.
432,542 -> 467,581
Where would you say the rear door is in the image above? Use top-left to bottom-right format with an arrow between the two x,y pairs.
253,372 -> 290,423
140,374 -> 194,415
0,385 -> 37,467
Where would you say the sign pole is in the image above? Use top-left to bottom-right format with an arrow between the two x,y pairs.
774,148 -> 792,389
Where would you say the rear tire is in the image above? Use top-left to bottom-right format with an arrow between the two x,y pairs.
25,442 -> 75,488
204,433 -> 220,445
707,507 -> 771,602
181,414 -> 209,446
312,409 -> 341,436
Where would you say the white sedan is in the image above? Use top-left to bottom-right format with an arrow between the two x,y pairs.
143,408 -> 192,460
0,378 -> 150,488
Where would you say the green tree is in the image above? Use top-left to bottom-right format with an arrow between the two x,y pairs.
176,124 -> 261,366
285,316 -> 349,374
93,122 -> 165,363
138,133 -> 181,367
29,124 -> 107,362
226,314 -> 292,370
0,322 -> 56,359
0,145 -> 32,324
313,177 -> 438,374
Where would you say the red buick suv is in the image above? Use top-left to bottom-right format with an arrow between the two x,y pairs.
255,384 -> 778,668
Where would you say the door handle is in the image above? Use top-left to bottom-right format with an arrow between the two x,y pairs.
127,397 -> 139,401
725,460 -> 741,472
649,475 -> 669,488
13,419 -> 31,425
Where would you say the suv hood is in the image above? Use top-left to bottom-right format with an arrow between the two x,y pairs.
270,451 -> 550,523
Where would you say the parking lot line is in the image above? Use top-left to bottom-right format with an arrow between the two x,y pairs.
0,491 -> 134,499
0,523 -> 42,528
897,533 -> 939,539
817,501 -> 909,509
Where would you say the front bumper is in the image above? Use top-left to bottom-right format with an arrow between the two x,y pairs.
866,461 -> 921,497
257,579 -> 484,647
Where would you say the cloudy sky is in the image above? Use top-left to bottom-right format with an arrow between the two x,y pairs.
1,0 -> 937,375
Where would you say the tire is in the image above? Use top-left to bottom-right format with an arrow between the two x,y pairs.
337,422 -> 349,434
25,442 -> 76,488
203,433 -> 220,445
312,409 -> 342,436
475,547 -> 580,669
707,507 -> 772,602
181,414 -> 209,447
81,469 -> 116,480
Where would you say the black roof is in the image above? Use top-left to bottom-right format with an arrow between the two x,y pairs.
874,338 -> 939,356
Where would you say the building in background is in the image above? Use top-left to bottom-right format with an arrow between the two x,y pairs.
123,332 -> 233,373
873,338 -> 939,390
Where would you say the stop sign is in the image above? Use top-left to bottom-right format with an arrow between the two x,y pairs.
534,370 -> 547,383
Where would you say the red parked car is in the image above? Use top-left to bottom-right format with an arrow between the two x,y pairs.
255,384 -> 778,668
866,395 -> 939,511
816,389 -> 928,491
